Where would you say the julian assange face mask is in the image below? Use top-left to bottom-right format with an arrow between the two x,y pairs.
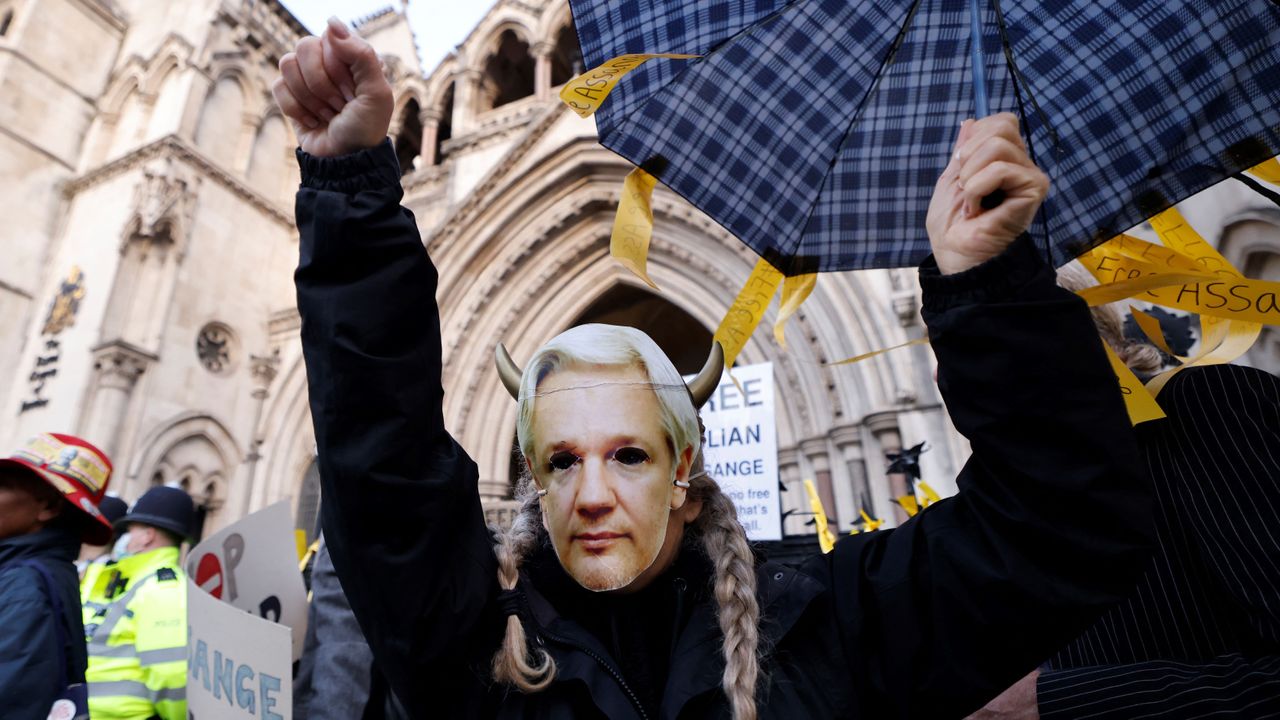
496,324 -> 722,592
527,368 -> 684,592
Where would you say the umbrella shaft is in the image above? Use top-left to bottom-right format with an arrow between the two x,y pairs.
969,0 -> 990,117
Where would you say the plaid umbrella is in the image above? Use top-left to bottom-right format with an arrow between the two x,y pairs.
569,0 -> 1280,273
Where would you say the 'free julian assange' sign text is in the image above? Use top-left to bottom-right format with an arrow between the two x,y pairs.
691,362 -> 781,541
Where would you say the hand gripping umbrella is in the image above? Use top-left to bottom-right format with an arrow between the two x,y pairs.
567,0 -> 1280,273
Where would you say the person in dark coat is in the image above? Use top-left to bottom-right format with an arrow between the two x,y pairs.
275,20 -> 1154,719
971,274 -> 1280,718
0,433 -> 116,719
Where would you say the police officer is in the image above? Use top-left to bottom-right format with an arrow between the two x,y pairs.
79,494 -> 127,597
85,486 -> 192,720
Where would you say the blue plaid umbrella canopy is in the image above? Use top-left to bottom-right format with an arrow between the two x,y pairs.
570,0 -> 1280,273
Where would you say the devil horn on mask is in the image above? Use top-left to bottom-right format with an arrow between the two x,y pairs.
493,340 -> 725,408
687,341 -> 724,408
495,343 -> 523,399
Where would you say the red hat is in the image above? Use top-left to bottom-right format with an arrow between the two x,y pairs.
0,433 -> 114,544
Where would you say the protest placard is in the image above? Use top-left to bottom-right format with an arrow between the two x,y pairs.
691,362 -> 781,540
186,502 -> 307,719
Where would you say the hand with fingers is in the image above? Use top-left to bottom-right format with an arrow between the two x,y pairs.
926,112 -> 1050,275
272,17 -> 394,158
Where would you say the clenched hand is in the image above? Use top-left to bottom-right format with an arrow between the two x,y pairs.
272,18 -> 394,158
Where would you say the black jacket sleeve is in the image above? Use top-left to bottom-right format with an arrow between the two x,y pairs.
294,140 -> 498,716
807,235 -> 1154,719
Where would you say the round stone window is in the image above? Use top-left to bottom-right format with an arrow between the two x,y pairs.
196,322 -> 237,375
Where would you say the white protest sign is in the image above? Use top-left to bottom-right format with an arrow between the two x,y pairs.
186,502 -> 304,719
187,576 -> 292,720
689,362 -> 781,540
186,502 -> 308,659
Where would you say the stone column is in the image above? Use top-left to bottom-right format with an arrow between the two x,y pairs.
830,424 -> 868,530
865,411 -> 907,524
239,350 -> 280,517
777,447 -> 802,536
419,108 -> 442,166
533,41 -> 554,100
80,341 -> 152,465
799,437 -> 837,528
450,68 -> 484,136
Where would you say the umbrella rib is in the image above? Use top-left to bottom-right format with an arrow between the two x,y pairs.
787,0 -> 928,274
989,0 -> 1059,265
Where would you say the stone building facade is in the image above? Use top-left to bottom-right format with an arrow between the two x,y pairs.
1,0 -> 1276,542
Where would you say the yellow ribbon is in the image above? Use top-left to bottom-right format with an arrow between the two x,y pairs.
1072,267 -> 1200,305
560,53 -> 700,118
715,258 -> 785,368
610,167 -> 661,289
854,509 -> 884,534
826,338 -> 930,366
917,481 -> 941,505
774,272 -> 818,348
1247,157 -> 1280,184
895,494 -> 920,518
1145,209 -> 1263,392
1102,343 -> 1167,423
803,478 -> 838,554
1130,308 -> 1180,359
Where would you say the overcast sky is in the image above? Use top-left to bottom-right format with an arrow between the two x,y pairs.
279,1 -> 492,71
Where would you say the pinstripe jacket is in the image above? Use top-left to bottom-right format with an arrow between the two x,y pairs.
1040,364 -> 1280,717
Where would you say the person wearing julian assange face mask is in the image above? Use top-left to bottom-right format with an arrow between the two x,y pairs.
280,18 -> 1153,720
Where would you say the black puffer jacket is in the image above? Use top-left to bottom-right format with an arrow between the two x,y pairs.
294,140 -> 1153,719
0,522 -> 87,718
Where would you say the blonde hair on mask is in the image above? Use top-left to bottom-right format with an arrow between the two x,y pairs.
514,324 -> 701,463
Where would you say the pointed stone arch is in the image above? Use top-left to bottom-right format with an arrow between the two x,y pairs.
421,121 -> 948,528
125,412 -> 241,534
254,349 -> 317,520
195,71 -> 250,169
478,29 -> 536,111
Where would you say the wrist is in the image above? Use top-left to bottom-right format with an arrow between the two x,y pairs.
297,138 -> 400,192
933,248 -> 990,275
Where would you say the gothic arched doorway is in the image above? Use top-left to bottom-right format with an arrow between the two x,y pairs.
506,284 -> 713,492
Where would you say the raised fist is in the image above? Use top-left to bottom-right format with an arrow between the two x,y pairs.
272,18 -> 394,158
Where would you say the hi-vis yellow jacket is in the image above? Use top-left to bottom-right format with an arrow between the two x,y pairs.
84,546 -> 187,720
81,555 -> 121,619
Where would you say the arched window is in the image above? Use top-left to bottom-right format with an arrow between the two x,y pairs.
150,471 -> 165,487
195,76 -> 246,169
1,9 -> 15,36
110,88 -> 149,159
247,115 -> 289,198
146,67 -> 184,141
482,30 -> 535,110
394,99 -> 422,176
434,83 -> 453,165
550,21 -> 583,87
296,460 -> 322,543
